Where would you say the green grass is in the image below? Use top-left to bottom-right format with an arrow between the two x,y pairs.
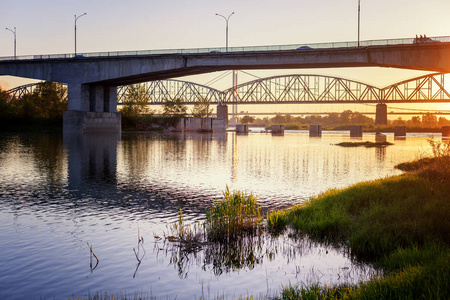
166,187 -> 263,244
166,209 -> 204,243
268,149 -> 450,299
160,187 -> 266,277
205,187 -> 263,243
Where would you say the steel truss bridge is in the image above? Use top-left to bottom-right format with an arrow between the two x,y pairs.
6,73 -> 450,107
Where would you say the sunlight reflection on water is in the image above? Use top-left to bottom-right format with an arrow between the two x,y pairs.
0,131 -> 435,299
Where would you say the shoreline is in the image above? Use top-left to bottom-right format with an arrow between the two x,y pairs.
268,153 -> 450,299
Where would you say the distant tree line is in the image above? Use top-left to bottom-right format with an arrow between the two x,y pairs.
391,113 -> 450,128
240,110 -> 450,130
0,82 -> 67,129
242,110 -> 374,129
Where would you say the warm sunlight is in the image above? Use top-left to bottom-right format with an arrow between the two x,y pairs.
1,0 -> 450,299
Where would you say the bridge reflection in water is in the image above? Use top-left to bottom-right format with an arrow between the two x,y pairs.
64,133 -> 119,192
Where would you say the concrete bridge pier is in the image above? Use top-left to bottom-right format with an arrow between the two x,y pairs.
442,126 -> 450,138
375,104 -> 388,125
217,104 -> 229,126
309,125 -> 322,137
350,126 -> 363,138
64,83 -> 121,133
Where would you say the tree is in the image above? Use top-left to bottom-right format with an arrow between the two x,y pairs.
392,117 -> 406,126
12,81 -> 67,121
241,115 -> 255,124
191,97 -> 213,119
350,111 -> 373,125
422,113 -> 438,128
438,117 -> 450,127
409,116 -> 421,127
340,110 -> 353,124
0,87 -> 13,121
34,81 -> 67,119
305,115 -> 323,125
325,113 -> 340,126
121,84 -> 152,118
271,114 -> 286,124
162,98 -> 187,117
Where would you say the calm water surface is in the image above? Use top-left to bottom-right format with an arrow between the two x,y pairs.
0,130 -> 437,299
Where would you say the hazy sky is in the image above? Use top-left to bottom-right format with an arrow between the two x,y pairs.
1,0 -> 450,90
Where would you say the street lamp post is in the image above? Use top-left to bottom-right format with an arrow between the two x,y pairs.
74,13 -> 87,56
5,27 -> 16,59
215,12 -> 234,52
358,0 -> 361,47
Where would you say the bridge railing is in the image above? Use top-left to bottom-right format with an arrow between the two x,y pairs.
1,36 -> 450,61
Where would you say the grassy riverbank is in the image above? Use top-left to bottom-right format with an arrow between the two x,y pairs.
269,153 -> 450,299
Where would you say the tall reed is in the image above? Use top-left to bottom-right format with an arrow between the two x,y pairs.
205,187 -> 262,243
166,209 -> 204,245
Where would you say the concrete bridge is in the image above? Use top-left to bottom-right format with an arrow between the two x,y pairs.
1,36 -> 450,133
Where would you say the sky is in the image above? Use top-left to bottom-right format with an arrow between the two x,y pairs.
1,0 -> 450,95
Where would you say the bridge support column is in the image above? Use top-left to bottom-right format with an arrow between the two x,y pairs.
89,85 -> 118,113
394,126 -> 407,138
68,83 -> 90,111
271,125 -> 285,135
68,84 -> 118,113
350,126 -> 363,138
443,126 -> 450,138
105,86 -> 118,113
375,103 -> 388,125
65,84 -> 121,134
309,125 -> 322,137
217,104 -> 228,125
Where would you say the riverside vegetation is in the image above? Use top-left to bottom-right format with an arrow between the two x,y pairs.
268,138 -> 450,299
159,187 -> 269,277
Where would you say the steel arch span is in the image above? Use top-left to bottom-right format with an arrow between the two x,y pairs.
6,73 -> 450,105
221,74 -> 382,104
117,80 -> 223,105
221,73 -> 450,104
6,83 -> 42,99
381,73 -> 450,103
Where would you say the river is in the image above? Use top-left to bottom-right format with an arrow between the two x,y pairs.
0,130 -> 439,299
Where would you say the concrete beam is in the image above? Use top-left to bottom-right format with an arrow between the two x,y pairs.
2,43 -> 450,86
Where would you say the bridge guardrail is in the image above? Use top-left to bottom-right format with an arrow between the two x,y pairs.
1,36 -> 450,61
